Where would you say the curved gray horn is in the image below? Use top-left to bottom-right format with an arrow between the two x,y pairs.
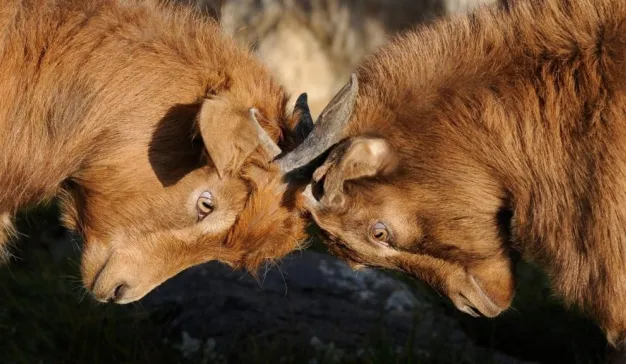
249,108 -> 282,159
277,73 -> 358,173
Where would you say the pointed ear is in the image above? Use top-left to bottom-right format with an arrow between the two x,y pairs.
197,98 -> 260,178
312,137 -> 398,208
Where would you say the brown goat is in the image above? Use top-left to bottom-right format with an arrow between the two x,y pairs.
0,0 -> 312,304
298,0 -> 626,351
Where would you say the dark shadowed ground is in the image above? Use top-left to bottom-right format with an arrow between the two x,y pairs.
0,204 -> 608,363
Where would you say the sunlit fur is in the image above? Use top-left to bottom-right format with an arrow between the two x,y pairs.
307,0 -> 626,347
0,0 -> 306,302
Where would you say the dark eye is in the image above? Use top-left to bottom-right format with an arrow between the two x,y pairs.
196,191 -> 215,220
370,221 -> 390,242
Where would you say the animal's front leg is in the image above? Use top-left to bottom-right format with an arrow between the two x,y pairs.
0,212 -> 14,263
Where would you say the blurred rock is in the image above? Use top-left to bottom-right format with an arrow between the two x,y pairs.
143,250 -> 536,363
180,0 -> 497,117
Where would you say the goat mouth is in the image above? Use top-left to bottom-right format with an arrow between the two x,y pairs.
458,303 -> 482,317
88,251 -> 114,292
453,293 -> 502,318
451,275 -> 504,318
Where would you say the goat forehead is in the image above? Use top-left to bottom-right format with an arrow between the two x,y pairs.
346,183 -> 417,215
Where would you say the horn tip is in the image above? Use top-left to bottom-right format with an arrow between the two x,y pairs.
349,73 -> 359,90
296,93 -> 309,106
295,94 -> 312,125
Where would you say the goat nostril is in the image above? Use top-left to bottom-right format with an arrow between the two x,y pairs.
108,283 -> 127,303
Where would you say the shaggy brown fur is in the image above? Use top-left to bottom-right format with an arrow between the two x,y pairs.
0,0 -> 306,303
305,0 -> 626,348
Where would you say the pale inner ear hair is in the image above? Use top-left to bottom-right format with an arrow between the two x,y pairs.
248,108 -> 282,160
0,212 -> 15,263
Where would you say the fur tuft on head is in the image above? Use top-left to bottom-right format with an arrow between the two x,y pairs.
225,160 -> 308,273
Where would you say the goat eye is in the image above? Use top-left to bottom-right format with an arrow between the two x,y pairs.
196,191 -> 215,219
370,222 -> 390,242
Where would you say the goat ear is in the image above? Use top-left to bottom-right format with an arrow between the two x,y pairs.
197,98 -> 260,179
312,137 -> 398,208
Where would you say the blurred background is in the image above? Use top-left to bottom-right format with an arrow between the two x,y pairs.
0,1 -> 610,363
